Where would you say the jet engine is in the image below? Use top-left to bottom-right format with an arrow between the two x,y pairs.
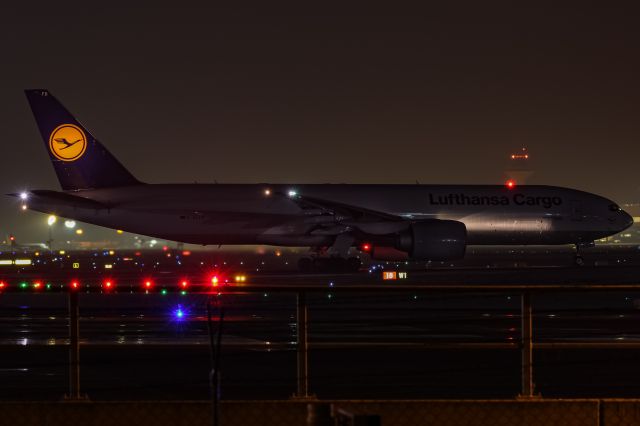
394,220 -> 467,260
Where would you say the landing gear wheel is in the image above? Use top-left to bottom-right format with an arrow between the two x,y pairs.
575,255 -> 585,266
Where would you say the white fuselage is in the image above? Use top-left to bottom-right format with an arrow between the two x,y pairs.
26,183 -> 633,247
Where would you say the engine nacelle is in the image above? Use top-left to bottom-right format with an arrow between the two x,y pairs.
395,220 -> 467,260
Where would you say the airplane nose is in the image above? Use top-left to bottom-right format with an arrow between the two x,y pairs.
621,210 -> 634,231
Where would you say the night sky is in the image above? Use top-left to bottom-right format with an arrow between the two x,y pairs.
1,4 -> 639,242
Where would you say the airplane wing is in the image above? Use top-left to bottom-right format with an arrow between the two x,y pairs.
279,191 -> 413,238
285,192 -> 404,223
280,192 -> 415,241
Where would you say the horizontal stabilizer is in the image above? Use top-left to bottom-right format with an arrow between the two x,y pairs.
9,190 -> 110,210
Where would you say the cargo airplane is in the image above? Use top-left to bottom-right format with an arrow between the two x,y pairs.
12,89 -> 633,271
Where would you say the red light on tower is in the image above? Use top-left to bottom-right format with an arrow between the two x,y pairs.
506,179 -> 516,189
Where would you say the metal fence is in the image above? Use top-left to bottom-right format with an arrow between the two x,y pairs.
5,282 -> 640,426
7,282 -> 640,400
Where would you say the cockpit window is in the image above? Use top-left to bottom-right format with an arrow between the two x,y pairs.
609,204 -> 621,212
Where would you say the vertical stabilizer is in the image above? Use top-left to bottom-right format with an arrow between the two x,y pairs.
24,89 -> 142,190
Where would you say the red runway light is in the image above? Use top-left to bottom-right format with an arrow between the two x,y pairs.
0,281 -> 6,290
33,281 -> 42,290
144,280 -> 153,289
180,280 -> 189,289
70,280 -> 80,290
103,279 -> 114,290
211,275 -> 219,287
361,243 -> 372,252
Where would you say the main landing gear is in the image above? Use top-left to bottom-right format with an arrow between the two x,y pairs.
298,256 -> 362,273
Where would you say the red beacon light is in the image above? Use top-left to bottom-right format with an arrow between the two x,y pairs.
211,275 -> 220,287
505,179 -> 516,189
0,281 -> 6,290
361,243 -> 372,252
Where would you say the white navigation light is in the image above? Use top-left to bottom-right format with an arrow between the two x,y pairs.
64,220 -> 76,229
288,190 -> 297,197
19,192 -> 28,200
47,215 -> 57,226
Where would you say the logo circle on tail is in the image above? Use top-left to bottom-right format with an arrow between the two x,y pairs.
49,124 -> 87,161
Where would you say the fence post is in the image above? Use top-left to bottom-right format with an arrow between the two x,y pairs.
66,290 -> 82,400
520,291 -> 534,398
296,291 -> 310,398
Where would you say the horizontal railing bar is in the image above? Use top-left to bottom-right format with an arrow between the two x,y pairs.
6,341 -> 640,349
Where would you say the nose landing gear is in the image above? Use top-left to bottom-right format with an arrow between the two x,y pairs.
574,241 -> 595,266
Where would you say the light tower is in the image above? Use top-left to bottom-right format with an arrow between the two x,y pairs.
505,147 -> 534,185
